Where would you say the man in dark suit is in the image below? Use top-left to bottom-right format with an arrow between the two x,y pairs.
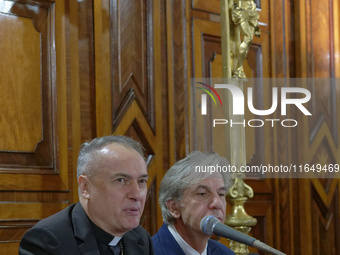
19,136 -> 154,255
152,151 -> 235,255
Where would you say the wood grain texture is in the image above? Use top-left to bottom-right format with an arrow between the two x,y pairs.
0,243 -> 19,255
171,0 -> 189,162
192,0 -> 220,14
294,1 -> 340,254
78,0 -> 96,140
65,0 -> 82,203
94,0 -> 112,136
0,202 -> 69,243
111,0 -> 155,131
303,0 -> 338,146
0,1 -> 71,253
0,14 -> 41,153
0,1 -> 56,171
140,177 -> 158,235
0,0 -> 69,185
269,1 -> 296,254
311,184 -> 340,254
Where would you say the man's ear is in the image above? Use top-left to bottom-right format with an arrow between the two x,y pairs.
166,199 -> 181,219
78,175 -> 90,199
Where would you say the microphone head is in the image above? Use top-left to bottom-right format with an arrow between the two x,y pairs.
200,215 -> 219,235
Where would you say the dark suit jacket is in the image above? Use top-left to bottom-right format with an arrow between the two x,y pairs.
152,223 -> 235,255
19,203 -> 154,255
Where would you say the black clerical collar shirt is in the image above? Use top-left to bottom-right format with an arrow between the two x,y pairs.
89,218 -> 117,255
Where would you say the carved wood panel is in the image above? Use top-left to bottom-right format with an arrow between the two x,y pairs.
95,0 -> 165,234
293,0 -> 340,254
0,1 -> 56,172
0,1 -> 69,187
305,0 -> 338,142
110,0 -> 155,131
311,184 -> 340,255
0,1 -> 70,253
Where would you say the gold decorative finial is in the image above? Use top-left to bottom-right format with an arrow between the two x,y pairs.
225,172 -> 257,255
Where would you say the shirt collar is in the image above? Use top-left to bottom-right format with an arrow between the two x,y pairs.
89,218 -> 122,246
109,236 -> 123,246
167,224 -> 208,255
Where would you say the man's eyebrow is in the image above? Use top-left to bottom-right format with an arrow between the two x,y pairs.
111,173 -> 131,179
196,185 -> 209,190
196,185 -> 226,191
110,173 -> 149,179
218,187 -> 227,192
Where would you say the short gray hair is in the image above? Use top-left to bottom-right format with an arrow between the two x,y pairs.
76,135 -> 145,179
159,151 -> 232,224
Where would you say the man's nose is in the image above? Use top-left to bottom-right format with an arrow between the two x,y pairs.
209,193 -> 223,210
127,181 -> 143,201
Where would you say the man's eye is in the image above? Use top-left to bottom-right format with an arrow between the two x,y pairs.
139,179 -> 148,184
116,178 -> 125,183
219,193 -> 226,197
197,192 -> 207,196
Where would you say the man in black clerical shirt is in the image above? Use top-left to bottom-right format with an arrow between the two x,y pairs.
19,136 -> 154,255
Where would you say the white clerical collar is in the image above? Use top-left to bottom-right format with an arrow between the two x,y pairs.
108,236 -> 122,246
167,224 -> 208,255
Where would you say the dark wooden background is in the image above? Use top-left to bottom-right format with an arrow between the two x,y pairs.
0,0 -> 339,254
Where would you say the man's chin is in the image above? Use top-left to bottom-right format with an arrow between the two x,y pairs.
123,218 -> 140,230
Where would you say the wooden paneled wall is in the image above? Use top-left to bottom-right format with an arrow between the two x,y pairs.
0,0 -> 339,255
292,0 -> 340,254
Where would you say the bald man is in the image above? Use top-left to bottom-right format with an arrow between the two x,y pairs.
20,136 -> 154,255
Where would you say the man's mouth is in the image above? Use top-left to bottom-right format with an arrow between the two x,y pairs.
216,216 -> 224,222
124,207 -> 140,216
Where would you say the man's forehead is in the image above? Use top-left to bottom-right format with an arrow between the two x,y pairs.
101,143 -> 127,152
189,176 -> 225,189
98,146 -> 119,156
99,143 -> 138,157
93,144 -> 145,169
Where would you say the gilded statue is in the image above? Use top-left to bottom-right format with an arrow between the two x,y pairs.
231,0 -> 260,78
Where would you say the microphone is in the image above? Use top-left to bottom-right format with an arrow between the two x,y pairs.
200,215 -> 286,255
